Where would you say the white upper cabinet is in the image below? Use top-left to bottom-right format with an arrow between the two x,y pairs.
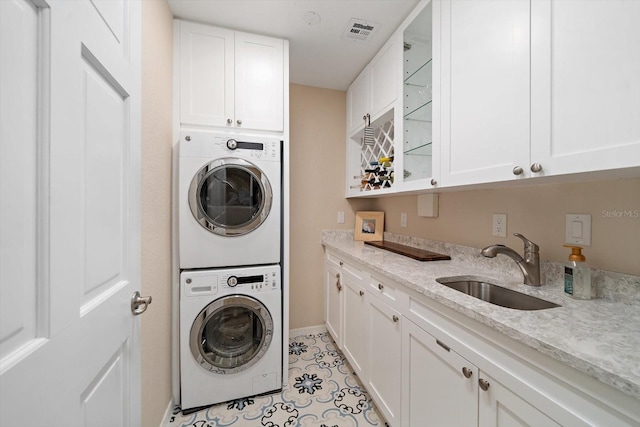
346,37 -> 399,135
439,0 -> 531,187
178,21 -> 285,132
530,0 -> 640,177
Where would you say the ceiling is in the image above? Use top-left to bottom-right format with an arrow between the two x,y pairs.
167,0 -> 421,90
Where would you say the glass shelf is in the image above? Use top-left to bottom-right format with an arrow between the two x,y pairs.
404,142 -> 432,156
404,100 -> 432,122
404,58 -> 432,87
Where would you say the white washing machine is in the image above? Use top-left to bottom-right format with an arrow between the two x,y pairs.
179,130 -> 281,269
179,265 -> 282,412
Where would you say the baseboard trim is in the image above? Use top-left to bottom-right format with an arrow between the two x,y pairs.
289,325 -> 327,337
160,398 -> 175,427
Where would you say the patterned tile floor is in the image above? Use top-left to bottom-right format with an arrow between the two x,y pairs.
169,331 -> 386,427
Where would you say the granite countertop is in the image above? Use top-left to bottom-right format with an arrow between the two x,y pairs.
321,230 -> 640,401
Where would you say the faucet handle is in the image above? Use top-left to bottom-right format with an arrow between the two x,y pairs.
513,233 -> 539,253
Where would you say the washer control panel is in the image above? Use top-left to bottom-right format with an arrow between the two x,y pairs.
181,265 -> 280,298
180,131 -> 280,162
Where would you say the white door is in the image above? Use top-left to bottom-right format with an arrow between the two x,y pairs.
0,0 -> 143,426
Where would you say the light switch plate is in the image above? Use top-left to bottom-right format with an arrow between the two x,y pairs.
337,211 -> 345,224
565,213 -> 591,246
400,212 -> 407,227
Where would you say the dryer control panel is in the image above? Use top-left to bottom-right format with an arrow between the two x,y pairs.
180,131 -> 281,162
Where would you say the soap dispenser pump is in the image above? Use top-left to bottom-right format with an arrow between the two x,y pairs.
563,245 -> 593,300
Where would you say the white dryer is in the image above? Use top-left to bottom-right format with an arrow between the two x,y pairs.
180,265 -> 282,411
178,130 -> 281,269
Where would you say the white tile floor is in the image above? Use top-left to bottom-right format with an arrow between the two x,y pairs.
169,331 -> 386,427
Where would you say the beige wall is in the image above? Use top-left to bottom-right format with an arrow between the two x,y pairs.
369,178 -> 640,276
289,84 -> 373,329
141,1 -> 174,426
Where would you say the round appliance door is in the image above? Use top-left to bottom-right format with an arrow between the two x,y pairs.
188,158 -> 273,236
190,295 -> 274,374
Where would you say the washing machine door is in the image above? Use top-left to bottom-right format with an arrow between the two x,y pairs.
188,158 -> 273,236
190,295 -> 274,374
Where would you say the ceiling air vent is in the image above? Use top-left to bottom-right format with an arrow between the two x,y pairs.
342,18 -> 380,42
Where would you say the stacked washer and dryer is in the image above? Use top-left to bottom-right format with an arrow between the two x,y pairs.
177,130 -> 283,412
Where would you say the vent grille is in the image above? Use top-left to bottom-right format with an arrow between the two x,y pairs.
343,18 -> 380,41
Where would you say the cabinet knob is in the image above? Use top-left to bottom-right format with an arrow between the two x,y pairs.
336,275 -> 342,292
512,166 -> 523,175
392,315 -> 399,322
359,290 -> 365,297
226,118 -> 232,124
378,283 -> 384,291
236,119 -> 243,125
530,163 -> 543,173
462,367 -> 473,378
339,261 -> 343,266
479,378 -> 490,391
430,178 -> 437,186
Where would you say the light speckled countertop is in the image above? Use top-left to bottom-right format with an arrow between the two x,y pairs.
322,230 -> 640,401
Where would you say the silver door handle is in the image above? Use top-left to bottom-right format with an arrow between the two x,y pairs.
131,291 -> 152,315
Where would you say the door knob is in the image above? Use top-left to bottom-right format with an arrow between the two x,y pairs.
131,291 -> 152,315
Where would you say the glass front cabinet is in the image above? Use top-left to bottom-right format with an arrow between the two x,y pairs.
345,0 -> 438,197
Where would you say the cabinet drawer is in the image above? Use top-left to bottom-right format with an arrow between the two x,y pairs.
326,252 -> 364,282
369,274 -> 405,309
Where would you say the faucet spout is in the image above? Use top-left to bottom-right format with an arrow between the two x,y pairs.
481,233 -> 542,286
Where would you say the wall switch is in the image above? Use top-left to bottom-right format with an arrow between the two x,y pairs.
400,212 -> 407,227
492,213 -> 507,237
337,211 -> 345,224
566,213 -> 591,246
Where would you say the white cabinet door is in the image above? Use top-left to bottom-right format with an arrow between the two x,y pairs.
343,276 -> 368,380
530,0 -> 640,177
478,371 -> 562,427
179,21 -> 234,127
235,31 -> 284,131
347,69 -> 372,134
402,319 -> 478,427
440,0 -> 530,187
325,262 -> 343,347
368,296 -> 402,426
370,38 -> 399,119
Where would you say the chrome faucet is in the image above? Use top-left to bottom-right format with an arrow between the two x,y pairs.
481,233 -> 542,286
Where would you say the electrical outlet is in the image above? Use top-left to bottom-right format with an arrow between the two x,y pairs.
400,213 -> 407,227
492,213 -> 507,237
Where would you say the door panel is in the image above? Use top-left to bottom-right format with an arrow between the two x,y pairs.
0,0 -> 39,361
0,0 -> 142,425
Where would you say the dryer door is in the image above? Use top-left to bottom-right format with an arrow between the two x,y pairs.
190,294 -> 274,374
188,158 -> 273,236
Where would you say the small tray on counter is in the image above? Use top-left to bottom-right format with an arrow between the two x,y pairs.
365,241 -> 451,261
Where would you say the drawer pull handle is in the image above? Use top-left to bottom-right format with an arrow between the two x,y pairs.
479,378 -> 490,391
392,315 -> 399,322
378,283 -> 384,291
359,290 -> 364,296
462,367 -> 473,378
436,339 -> 451,352
336,275 -> 342,292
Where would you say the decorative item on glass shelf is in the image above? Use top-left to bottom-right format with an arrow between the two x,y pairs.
354,211 -> 385,242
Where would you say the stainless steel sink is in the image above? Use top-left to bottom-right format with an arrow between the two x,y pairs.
435,277 -> 560,310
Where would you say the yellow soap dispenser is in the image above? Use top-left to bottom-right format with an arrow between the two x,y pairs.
563,245 -> 593,300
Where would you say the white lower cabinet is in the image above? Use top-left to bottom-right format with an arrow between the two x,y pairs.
342,276 -> 368,378
323,249 -> 639,427
367,295 -> 402,426
402,318 -> 478,426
